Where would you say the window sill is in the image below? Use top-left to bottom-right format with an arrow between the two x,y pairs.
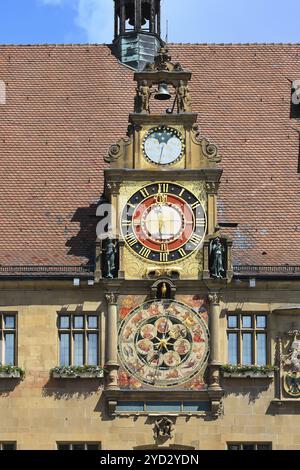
114,411 -> 208,417
0,371 -> 22,379
222,372 -> 274,379
52,371 -> 104,379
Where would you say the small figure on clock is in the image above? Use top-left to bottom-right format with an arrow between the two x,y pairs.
210,237 -> 226,279
104,238 -> 117,279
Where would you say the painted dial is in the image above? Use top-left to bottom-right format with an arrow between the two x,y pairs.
121,182 -> 207,264
143,126 -> 184,165
118,300 -> 209,388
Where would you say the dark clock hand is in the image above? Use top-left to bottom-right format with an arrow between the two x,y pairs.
158,145 -> 164,164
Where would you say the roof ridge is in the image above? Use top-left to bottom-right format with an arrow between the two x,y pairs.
0,43 -> 111,47
1,42 -> 300,47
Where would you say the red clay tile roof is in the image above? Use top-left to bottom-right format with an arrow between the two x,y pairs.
0,43 -> 299,267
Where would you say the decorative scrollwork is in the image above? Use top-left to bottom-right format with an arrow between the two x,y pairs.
105,144 -> 121,163
201,138 -> 220,162
105,138 -> 131,164
192,123 -> 201,140
191,125 -> 221,164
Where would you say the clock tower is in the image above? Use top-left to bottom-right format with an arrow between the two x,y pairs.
113,0 -> 164,70
100,45 -> 233,416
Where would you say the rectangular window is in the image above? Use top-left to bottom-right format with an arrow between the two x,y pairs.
88,334 -> 98,365
228,333 -> 238,365
57,442 -> 101,450
0,314 -> 17,365
228,315 -> 238,328
58,315 -> 100,366
59,334 -> 70,366
0,442 -> 16,450
242,333 -> 252,365
228,443 -> 272,451
74,333 -> 84,366
257,333 -> 267,366
227,314 -> 268,365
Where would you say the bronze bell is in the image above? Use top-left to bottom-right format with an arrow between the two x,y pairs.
154,83 -> 171,101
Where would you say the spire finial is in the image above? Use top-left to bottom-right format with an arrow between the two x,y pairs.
113,1 -> 164,70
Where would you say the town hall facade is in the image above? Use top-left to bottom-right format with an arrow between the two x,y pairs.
0,0 -> 299,450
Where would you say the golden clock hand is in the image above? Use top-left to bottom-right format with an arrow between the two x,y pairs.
158,214 -> 164,234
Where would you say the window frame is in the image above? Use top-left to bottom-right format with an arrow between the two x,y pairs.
227,442 -> 272,451
226,313 -> 268,366
57,442 -> 101,451
0,313 -> 18,366
57,314 -> 101,367
0,442 -> 17,450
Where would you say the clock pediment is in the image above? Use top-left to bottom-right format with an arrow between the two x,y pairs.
104,116 -> 221,171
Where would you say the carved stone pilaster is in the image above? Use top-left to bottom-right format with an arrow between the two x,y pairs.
105,292 -> 120,391
117,239 -> 125,279
208,292 -> 222,392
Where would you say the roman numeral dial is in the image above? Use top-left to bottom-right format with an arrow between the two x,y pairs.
121,183 -> 207,263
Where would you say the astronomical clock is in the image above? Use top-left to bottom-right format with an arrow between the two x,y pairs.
101,47 -> 227,415
118,299 -> 209,390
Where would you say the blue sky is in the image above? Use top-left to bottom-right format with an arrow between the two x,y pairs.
0,0 -> 299,44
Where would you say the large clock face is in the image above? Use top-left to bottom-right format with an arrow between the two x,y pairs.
118,300 -> 209,388
121,182 -> 207,264
143,126 -> 184,165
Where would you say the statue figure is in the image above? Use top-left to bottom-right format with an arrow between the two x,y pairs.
104,239 -> 117,279
177,81 -> 192,113
280,331 -> 300,398
286,372 -> 300,396
161,282 -> 167,299
210,237 -> 226,279
281,330 -> 300,372
153,417 -> 173,439
144,46 -> 173,72
135,80 -> 151,114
